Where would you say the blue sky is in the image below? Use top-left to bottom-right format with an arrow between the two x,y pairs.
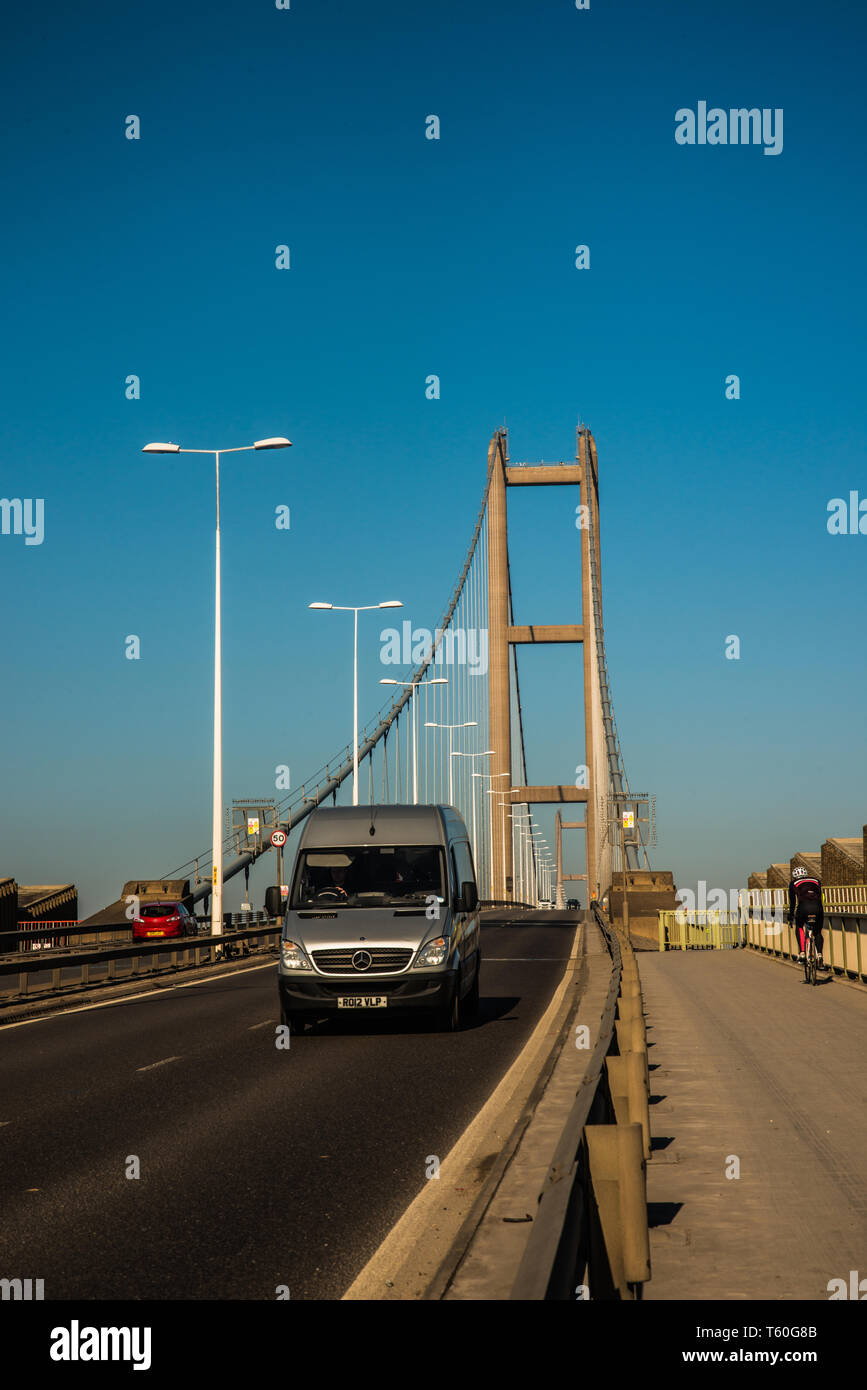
1,0 -> 865,914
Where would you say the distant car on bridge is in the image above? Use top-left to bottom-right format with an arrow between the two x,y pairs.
566,898 -> 579,910
132,901 -> 196,941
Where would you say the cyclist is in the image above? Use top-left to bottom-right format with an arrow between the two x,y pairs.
787,865 -> 826,970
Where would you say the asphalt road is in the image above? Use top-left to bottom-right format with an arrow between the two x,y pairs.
0,918 -> 577,1300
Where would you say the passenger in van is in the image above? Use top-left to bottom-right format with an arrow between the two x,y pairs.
383,850 -> 437,900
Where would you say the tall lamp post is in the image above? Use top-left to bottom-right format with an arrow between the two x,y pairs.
448,749 -> 494,875
486,778 -> 512,902
310,600 -> 403,805
508,812 -> 527,903
142,435 -> 292,941
423,720 -> 477,804
380,676 -> 448,803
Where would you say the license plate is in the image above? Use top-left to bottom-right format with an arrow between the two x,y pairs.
337,996 -> 387,1009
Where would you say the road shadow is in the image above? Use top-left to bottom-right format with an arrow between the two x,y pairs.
301,994 -> 521,1037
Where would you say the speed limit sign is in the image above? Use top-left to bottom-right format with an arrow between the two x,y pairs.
270,829 -> 287,848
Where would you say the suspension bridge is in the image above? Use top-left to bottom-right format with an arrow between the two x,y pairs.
3,427 -> 866,1313
77,425 -> 664,932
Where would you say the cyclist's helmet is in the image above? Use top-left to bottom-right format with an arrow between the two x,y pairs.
792,866 -> 808,878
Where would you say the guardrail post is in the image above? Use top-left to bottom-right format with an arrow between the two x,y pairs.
616,993 -> 643,1027
615,1012 -> 648,1089
606,1054 -> 651,1159
585,1123 -> 650,1296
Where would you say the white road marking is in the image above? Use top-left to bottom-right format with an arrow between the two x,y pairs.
248,1019 -> 274,1030
136,1055 -> 183,1072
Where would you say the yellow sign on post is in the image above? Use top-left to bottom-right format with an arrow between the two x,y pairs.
622,811 -> 635,830
247,817 -> 260,837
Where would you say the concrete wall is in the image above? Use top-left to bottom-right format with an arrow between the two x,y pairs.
766,863 -> 791,889
606,869 -> 678,951
0,878 -> 17,938
790,851 -> 820,877
821,838 -> 864,886
16,884 -> 78,922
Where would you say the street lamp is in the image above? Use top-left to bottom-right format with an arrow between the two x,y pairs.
423,721 -> 477,803
485,776 -> 512,902
507,812 -> 527,903
142,435 -> 292,941
449,749 -> 493,874
379,676 -> 448,803
510,808 -> 537,905
310,600 -> 403,805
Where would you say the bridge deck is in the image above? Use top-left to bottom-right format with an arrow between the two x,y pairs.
641,948 -> 867,1300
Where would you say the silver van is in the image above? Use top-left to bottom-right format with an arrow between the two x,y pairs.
274,804 -> 481,1032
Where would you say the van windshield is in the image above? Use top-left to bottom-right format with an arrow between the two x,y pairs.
292,845 -> 445,908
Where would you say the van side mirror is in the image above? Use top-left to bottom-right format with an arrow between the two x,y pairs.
459,881 -> 478,913
265,886 -> 283,919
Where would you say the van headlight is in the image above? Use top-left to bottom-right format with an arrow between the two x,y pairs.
413,936 -> 449,968
281,939 -> 312,971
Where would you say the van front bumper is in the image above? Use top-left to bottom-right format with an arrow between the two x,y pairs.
278,969 -> 456,1013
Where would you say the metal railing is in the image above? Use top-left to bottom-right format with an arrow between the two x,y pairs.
744,885 -> 867,914
822,884 -> 867,911
15,920 -> 79,950
658,910 -> 744,951
0,920 -> 282,1003
742,910 -> 866,983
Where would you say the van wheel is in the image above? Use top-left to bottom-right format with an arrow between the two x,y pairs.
436,984 -> 461,1033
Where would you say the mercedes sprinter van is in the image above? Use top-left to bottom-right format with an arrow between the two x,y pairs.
275,804 -> 480,1032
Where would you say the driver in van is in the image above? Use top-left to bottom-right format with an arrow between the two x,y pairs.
324,864 -> 350,899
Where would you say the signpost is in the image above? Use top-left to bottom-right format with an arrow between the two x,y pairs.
271,828 -> 288,909
620,811 -> 632,940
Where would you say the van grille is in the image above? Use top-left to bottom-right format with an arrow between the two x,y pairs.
312,947 -> 413,974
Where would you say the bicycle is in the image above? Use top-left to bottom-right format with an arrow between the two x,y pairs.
802,913 -> 819,986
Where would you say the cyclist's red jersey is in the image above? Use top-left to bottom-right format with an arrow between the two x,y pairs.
788,875 -> 822,919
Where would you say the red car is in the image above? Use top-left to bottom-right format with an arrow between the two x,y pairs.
132,901 -> 196,941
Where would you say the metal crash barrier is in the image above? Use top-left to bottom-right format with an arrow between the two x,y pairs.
509,904 -> 652,1300
0,916 -> 282,1003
